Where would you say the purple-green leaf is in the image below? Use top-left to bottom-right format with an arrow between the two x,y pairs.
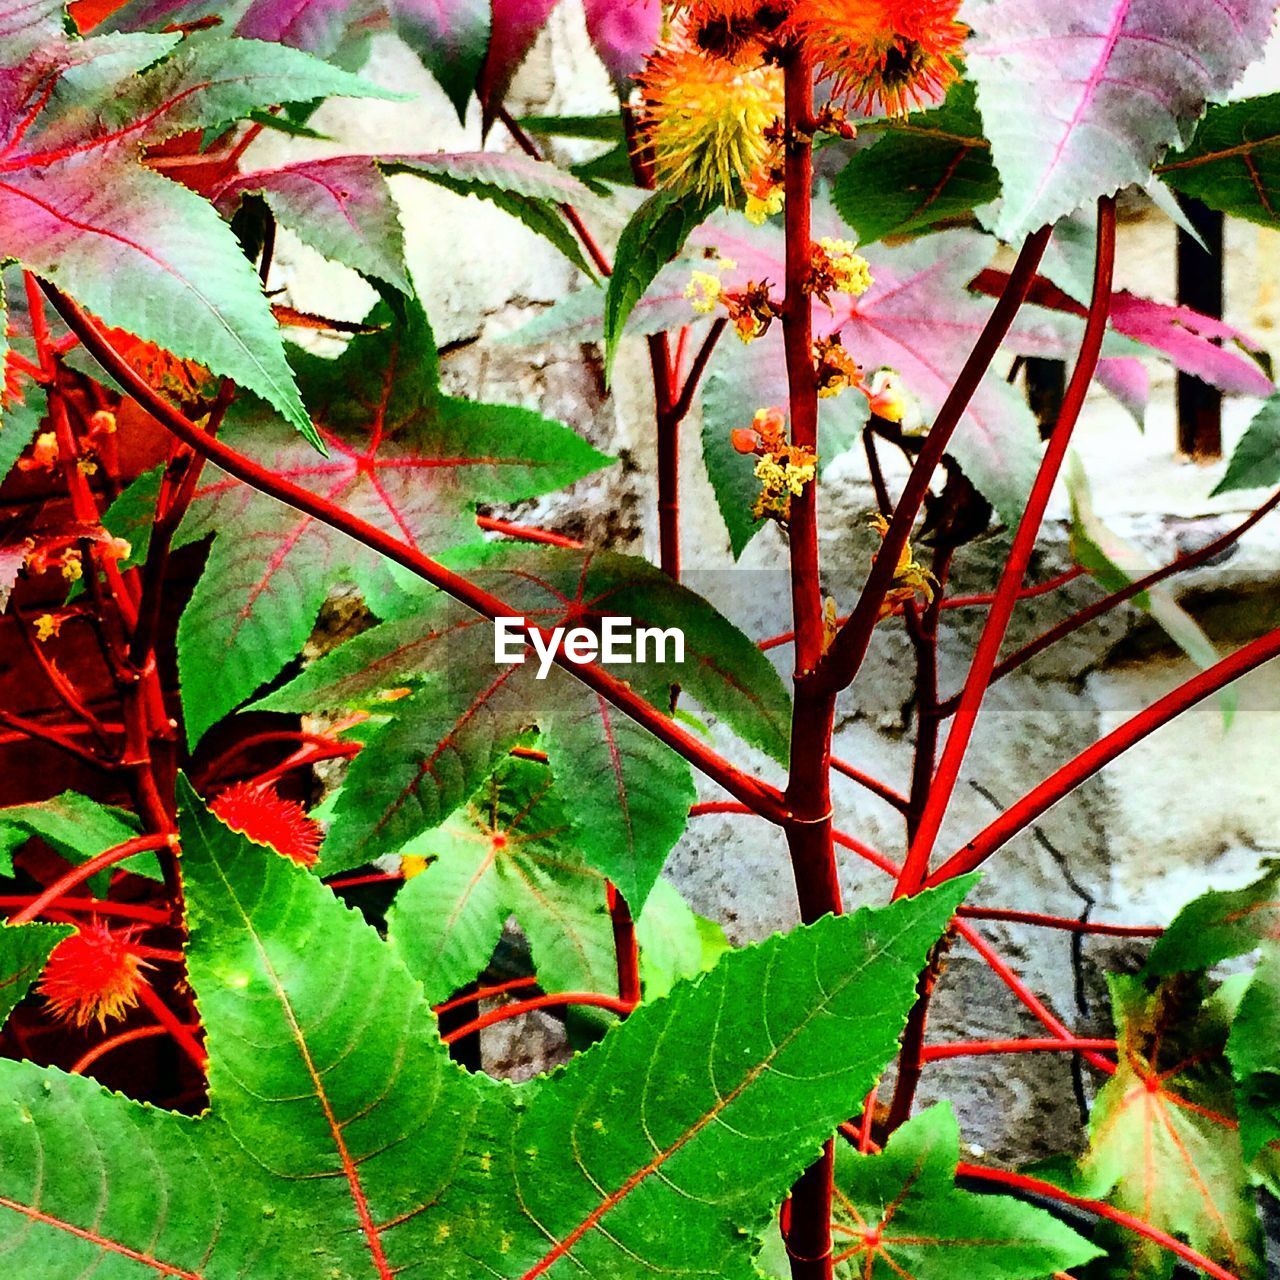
390,0 -> 490,119
964,0 -> 1279,240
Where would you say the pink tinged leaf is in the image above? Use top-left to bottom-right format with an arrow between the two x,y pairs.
236,0 -> 382,54
389,0 -> 490,119
216,155 -> 410,290
478,0 -> 560,123
0,543 -> 24,613
1108,293 -> 1275,397
964,0 -> 1280,240
582,0 -> 660,85
1097,356 -> 1150,427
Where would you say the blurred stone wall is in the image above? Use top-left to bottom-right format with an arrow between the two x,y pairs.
260,6 -> 1280,1161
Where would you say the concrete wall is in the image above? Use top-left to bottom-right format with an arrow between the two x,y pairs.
262,8 -> 1280,1159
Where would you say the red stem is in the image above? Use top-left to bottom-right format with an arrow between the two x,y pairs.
779,43 -> 840,1280
0,895 -> 169,925
829,758 -> 909,813
931,625 -> 1280,885
432,976 -> 540,1017
440,991 -> 636,1043
46,289 -> 791,828
955,1163 -> 1243,1280
7,835 -> 176,925
607,883 -> 642,1009
956,906 -> 1163,937
922,1037 -> 1117,1062
941,567 -> 1085,610
69,1023 -> 193,1076
134,982 -> 207,1072
815,225 -> 1053,695
942,485 -> 1280,711
0,708 -> 118,770
476,515 -> 584,549
897,196 -> 1117,899
953,920 -> 1114,1074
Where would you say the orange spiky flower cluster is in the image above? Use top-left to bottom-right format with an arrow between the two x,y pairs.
637,23 -> 784,207
210,781 -> 323,868
40,922 -> 153,1030
794,0 -> 966,116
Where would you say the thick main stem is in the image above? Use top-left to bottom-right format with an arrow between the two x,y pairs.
779,45 -> 839,1280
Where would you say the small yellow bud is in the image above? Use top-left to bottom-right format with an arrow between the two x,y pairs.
686,271 -> 724,315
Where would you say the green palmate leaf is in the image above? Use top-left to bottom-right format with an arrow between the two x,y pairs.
1148,864 -> 1280,1195
759,1104 -> 1098,1279
0,778 -> 970,1278
1079,975 -> 1261,1279
0,791 -> 160,880
142,297 -> 608,748
0,21 -> 390,439
0,924 -> 71,1028
387,757 -> 619,1004
257,543 -> 789,904
1146,862 -> 1280,976
605,189 -> 717,378
389,153 -> 600,279
1067,455 -> 1235,724
1160,96 -> 1280,228
834,83 -> 1000,245
1213,396 -> 1280,496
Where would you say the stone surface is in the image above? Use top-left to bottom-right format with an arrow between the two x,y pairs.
270,8 -> 1280,1164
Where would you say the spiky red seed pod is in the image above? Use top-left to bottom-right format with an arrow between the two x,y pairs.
210,781 -> 323,868
40,922 -> 152,1030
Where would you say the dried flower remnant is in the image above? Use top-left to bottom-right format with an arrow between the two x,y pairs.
813,335 -> 863,398
637,23 -> 784,205
869,512 -> 936,618
211,781 -> 323,868
40,922 -> 153,1030
796,0 -> 966,116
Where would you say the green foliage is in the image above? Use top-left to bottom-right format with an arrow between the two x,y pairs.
1213,395 -> 1280,495
1079,975 -> 1261,1279
834,83 -> 999,244
760,1104 -> 1099,1279
1067,455 -> 1234,723
1160,95 -> 1280,227
0,780 -> 970,1277
96,298 -> 608,747
0,21 -> 392,440
258,543 -> 789,902
386,756 -> 621,1004
0,792 -> 159,880
0,923 -> 71,1027
386,756 -> 725,1015
605,189 -> 717,378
